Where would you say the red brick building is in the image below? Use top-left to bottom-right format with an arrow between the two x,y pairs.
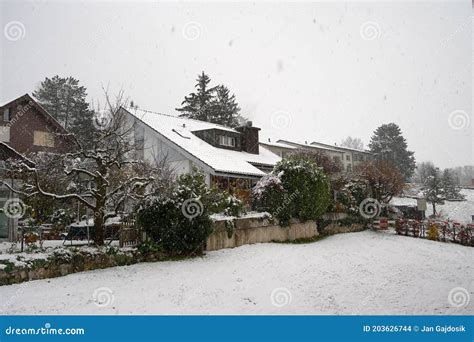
0,94 -> 75,241
0,94 -> 74,155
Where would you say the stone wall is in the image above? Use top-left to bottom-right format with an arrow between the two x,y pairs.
321,223 -> 365,236
0,249 -> 166,286
206,216 -> 318,251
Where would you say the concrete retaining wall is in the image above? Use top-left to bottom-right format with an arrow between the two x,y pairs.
206,217 -> 318,251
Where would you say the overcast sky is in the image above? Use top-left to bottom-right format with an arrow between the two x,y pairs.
1,0 -> 472,169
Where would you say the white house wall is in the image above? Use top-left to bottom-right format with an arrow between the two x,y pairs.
125,111 -> 212,184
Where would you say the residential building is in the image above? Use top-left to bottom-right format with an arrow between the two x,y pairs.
261,139 -> 372,173
310,141 -> 372,172
121,107 -> 281,204
259,140 -> 296,159
0,94 -> 74,155
0,94 -> 75,241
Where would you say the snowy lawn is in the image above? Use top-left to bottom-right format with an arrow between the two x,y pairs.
0,230 -> 472,315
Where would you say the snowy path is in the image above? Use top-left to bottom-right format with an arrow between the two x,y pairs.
0,231 -> 472,315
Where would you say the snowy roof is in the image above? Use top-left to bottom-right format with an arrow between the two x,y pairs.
278,139 -> 343,153
310,141 -> 371,154
259,141 -> 296,150
124,108 -> 281,177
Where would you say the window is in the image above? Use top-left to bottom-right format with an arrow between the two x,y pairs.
33,131 -> 55,147
3,108 -> 10,122
346,155 -> 351,161
134,125 -> 145,160
333,156 -> 341,162
219,135 -> 235,147
0,126 -> 10,143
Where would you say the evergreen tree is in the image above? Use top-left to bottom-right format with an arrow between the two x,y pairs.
176,72 -> 245,127
422,167 -> 444,216
368,123 -> 416,180
33,76 -> 95,145
176,71 -> 215,121
441,169 -> 464,200
210,85 -> 243,128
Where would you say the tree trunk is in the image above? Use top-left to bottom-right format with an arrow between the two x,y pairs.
94,207 -> 105,246
432,203 -> 436,216
93,174 -> 107,246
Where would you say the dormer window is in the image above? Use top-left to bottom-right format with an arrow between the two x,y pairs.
219,135 -> 235,147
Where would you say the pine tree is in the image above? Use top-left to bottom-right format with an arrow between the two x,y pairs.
176,71 -> 215,121
176,72 -> 245,128
368,123 -> 416,180
210,85 -> 243,128
33,76 -> 95,145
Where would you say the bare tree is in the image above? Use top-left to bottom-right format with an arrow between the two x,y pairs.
340,136 -> 364,150
2,89 -> 154,245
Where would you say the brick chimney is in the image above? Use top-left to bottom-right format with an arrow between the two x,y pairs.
237,121 -> 260,154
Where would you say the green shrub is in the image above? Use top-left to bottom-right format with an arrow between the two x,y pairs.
222,195 -> 245,217
253,157 -> 331,225
137,169 -> 214,256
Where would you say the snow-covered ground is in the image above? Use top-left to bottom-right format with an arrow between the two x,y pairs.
0,230 -> 472,315
391,188 -> 474,224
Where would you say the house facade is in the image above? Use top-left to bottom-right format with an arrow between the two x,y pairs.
0,94 -> 74,155
121,107 -> 280,204
0,94 -> 75,241
309,141 -> 372,172
260,139 -> 372,173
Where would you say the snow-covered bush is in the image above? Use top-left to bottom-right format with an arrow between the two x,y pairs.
137,170 -> 214,256
221,195 -> 245,217
336,179 -> 370,215
253,157 -> 330,225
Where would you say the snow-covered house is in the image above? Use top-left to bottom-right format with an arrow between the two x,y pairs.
120,107 -> 281,203
265,139 -> 372,172
309,141 -> 372,172
0,94 -> 75,155
269,139 -> 345,167
0,94 -> 76,241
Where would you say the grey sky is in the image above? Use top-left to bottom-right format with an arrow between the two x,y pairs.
1,0 -> 472,169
